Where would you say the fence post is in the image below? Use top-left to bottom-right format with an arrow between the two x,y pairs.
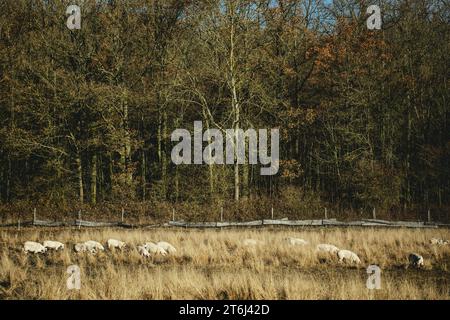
271,207 -> 274,220
78,210 -> 81,230
33,208 -> 36,225
121,208 -> 124,223
373,208 -> 376,220
18,218 -> 21,231
324,208 -> 328,220
428,209 -> 431,223
221,207 -> 223,222
172,208 -> 175,222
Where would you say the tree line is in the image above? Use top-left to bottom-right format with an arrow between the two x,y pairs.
0,0 -> 448,221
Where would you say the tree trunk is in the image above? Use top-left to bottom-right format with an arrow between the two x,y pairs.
162,110 -> 168,198
123,99 -> 132,185
6,155 -> 11,202
229,3 -> 240,202
76,154 -> 84,204
175,165 -> 179,203
157,106 -> 167,199
243,159 -> 249,199
202,107 -> 215,197
91,154 -> 97,204
141,149 -> 146,200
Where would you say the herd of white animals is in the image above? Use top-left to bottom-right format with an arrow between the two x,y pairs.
242,236 -> 448,267
22,236 -> 448,268
23,239 -> 177,257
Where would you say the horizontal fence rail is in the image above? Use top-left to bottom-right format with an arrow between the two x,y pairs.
167,218 -> 443,228
1,218 -> 449,229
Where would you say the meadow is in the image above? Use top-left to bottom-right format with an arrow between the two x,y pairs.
0,227 -> 449,300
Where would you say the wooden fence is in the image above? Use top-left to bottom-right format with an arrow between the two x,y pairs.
1,217 -> 448,229
167,218 -> 446,228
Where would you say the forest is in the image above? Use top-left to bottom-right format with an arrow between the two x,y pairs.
0,0 -> 448,222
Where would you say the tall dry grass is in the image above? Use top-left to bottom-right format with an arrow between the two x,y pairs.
0,227 -> 449,299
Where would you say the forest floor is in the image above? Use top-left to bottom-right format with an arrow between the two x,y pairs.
0,227 -> 449,299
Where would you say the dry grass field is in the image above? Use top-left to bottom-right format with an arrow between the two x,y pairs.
0,227 -> 449,300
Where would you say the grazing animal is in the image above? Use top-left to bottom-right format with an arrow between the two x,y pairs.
24,241 -> 47,254
286,237 -> 309,246
243,239 -> 256,246
74,243 -> 87,253
143,242 -> 167,256
243,239 -> 261,246
107,239 -> 126,250
408,253 -> 424,268
316,244 -> 340,254
84,241 -> 105,254
156,241 -> 176,254
43,241 -> 65,251
337,249 -> 361,264
430,238 -> 448,246
137,246 -> 151,258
